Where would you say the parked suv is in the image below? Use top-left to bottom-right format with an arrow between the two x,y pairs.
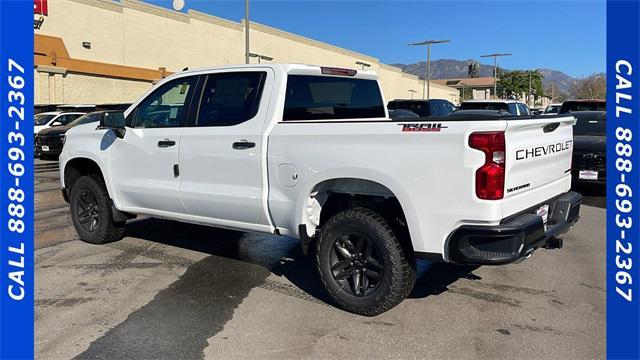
35,111 -> 111,160
34,111 -> 85,135
571,111 -> 606,185
60,64 -> 581,316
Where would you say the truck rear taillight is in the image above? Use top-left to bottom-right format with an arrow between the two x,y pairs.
469,131 -> 505,200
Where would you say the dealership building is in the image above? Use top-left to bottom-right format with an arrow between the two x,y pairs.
33,0 -> 459,110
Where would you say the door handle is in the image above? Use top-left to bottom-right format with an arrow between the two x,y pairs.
158,139 -> 176,148
543,122 -> 560,133
232,140 -> 256,150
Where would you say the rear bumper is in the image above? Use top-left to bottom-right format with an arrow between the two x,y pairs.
446,191 -> 582,265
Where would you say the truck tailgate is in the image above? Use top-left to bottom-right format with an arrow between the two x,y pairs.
504,116 -> 575,198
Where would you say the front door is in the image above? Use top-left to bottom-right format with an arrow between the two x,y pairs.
178,69 -> 272,225
109,75 -> 199,214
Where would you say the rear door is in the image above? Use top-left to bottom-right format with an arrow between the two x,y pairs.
503,116 -> 575,197
178,69 -> 272,225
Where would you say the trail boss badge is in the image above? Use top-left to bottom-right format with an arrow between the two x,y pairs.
399,123 -> 447,132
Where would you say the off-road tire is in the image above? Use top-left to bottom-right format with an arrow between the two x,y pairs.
70,175 -> 125,244
315,207 -> 416,316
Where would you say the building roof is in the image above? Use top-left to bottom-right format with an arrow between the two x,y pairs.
432,77 -> 496,87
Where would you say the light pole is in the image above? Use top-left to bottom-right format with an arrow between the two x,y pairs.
249,53 -> 273,63
409,39 -> 450,100
408,89 -> 417,99
516,70 -> 541,106
528,71 -> 532,106
355,61 -> 371,70
480,52 -> 511,98
245,0 -> 250,64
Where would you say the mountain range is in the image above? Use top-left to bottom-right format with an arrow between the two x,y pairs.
390,59 -> 581,94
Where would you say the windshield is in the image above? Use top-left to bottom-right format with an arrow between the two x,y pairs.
34,114 -> 56,126
573,113 -> 606,136
460,102 -> 509,111
68,112 -> 103,126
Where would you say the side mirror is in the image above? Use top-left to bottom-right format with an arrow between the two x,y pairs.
51,121 -> 62,126
98,111 -> 126,138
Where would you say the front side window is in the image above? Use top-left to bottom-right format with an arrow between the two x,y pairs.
283,75 -> 385,121
134,76 -> 198,128
196,72 -> 266,127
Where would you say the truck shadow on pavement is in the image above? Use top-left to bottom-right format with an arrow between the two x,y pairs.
76,218 -> 481,359
122,218 -> 480,304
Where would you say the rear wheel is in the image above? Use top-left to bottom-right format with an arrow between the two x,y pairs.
315,207 -> 416,316
70,175 -> 125,244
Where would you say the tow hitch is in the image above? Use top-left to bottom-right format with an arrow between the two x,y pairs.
544,237 -> 563,250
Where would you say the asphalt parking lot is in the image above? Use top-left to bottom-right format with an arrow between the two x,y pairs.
35,159 -> 606,360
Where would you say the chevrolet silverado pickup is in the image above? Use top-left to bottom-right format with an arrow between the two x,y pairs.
59,64 -> 582,316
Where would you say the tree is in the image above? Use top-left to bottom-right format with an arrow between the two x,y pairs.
496,70 -> 544,101
569,74 -> 606,99
459,86 -> 475,101
468,61 -> 480,78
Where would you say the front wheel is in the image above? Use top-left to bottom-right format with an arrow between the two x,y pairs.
315,207 -> 416,316
70,175 -> 125,244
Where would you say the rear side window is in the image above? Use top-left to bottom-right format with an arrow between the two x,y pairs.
283,75 -> 385,121
196,72 -> 266,127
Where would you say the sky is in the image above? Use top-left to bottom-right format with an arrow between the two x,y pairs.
146,0 -> 606,78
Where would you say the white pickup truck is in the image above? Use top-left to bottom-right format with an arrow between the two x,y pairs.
60,64 -> 582,316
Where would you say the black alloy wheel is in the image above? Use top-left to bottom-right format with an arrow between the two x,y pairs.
69,175 -> 126,244
76,189 -> 100,232
316,207 -> 416,316
330,232 -> 384,297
